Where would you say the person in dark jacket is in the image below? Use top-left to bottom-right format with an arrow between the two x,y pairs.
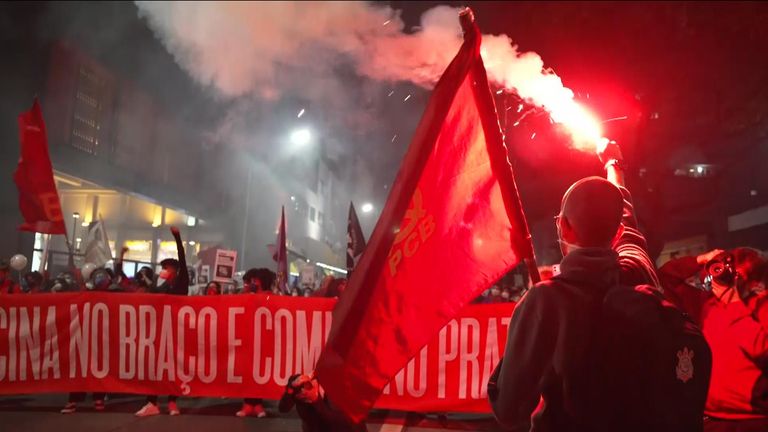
23,271 -> 45,294
61,261 -> 118,414
278,373 -> 367,432
236,267 -> 275,418
152,227 -> 189,296
661,248 -> 768,432
135,226 -> 188,417
488,141 -> 665,431
133,266 -> 155,293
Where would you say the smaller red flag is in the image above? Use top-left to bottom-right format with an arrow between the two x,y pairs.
274,206 -> 289,294
347,202 -> 366,274
14,99 -> 66,235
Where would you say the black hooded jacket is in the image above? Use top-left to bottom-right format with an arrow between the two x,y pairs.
489,248 -> 621,431
488,184 -> 663,431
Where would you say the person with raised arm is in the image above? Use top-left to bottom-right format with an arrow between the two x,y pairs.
135,226 -> 188,417
488,141 -> 709,432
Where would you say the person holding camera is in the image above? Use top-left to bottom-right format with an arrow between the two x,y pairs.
278,374 -> 367,432
660,248 -> 768,431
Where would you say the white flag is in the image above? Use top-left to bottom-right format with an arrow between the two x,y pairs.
84,218 -> 113,267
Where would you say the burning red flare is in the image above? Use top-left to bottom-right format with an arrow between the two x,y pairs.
549,102 -> 606,151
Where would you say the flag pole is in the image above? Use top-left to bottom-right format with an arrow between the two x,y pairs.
39,233 -> 51,272
460,7 -> 541,284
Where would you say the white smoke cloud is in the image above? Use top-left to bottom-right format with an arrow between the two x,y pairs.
136,1 -> 600,147
135,2 -> 461,97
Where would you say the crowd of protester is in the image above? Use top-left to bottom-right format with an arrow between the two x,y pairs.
3,140 -> 768,432
0,224 -> 352,422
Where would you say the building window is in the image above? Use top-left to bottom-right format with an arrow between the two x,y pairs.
310,206 -> 316,222
70,65 -> 105,155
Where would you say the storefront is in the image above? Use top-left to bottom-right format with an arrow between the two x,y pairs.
32,171 -> 223,276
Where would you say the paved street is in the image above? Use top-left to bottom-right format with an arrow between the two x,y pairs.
0,394 -> 501,432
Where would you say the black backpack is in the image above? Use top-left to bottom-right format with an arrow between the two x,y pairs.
585,284 -> 712,432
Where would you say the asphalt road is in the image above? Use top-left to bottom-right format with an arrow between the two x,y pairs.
0,394 -> 501,432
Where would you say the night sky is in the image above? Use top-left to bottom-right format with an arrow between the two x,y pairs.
2,1 -> 767,262
390,1 -> 768,261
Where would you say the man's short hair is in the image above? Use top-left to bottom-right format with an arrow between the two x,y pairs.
730,247 -> 767,284
560,176 -> 624,248
0,260 -> 9,272
160,258 -> 180,270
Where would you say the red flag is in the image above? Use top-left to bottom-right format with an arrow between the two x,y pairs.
315,9 -> 535,421
273,206 -> 289,294
14,99 -> 66,235
346,202 -> 366,274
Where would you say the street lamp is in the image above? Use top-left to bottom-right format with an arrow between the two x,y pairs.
290,128 -> 311,146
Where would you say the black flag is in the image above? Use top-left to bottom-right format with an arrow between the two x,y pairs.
346,202 -> 366,274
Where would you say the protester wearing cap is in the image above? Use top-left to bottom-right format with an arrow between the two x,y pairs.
661,247 -> 768,431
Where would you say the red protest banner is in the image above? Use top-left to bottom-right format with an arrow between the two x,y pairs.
0,292 -> 513,413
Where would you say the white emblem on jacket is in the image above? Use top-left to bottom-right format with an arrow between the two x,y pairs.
676,347 -> 694,383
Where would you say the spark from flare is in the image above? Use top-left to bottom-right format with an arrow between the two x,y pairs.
602,116 -> 628,124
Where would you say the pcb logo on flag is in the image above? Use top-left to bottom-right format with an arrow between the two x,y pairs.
388,189 -> 436,277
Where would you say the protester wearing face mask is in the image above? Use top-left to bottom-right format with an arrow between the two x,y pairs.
49,271 -> 77,293
133,266 -> 155,293
62,268 -> 113,414
235,267 -> 276,418
241,267 -> 274,294
135,226 -> 188,418
205,281 -> 221,295
89,268 -> 114,291
23,271 -> 44,294
660,248 -> 768,431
